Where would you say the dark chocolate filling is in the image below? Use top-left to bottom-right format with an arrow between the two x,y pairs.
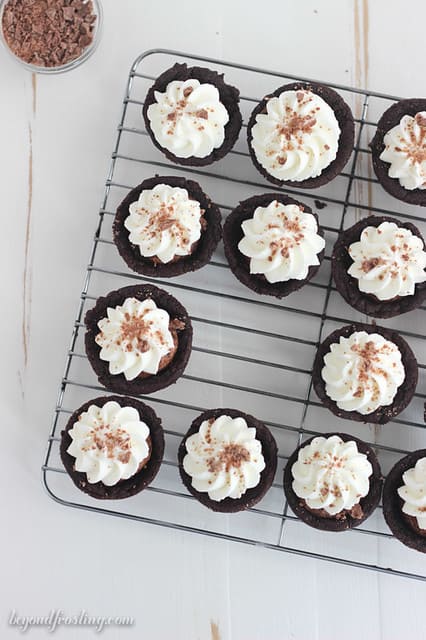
332,215 -> 426,318
283,432 -> 382,532
142,63 -> 242,167
113,175 -> 222,278
247,81 -> 354,189
178,407 -> 278,513
223,192 -> 324,298
85,284 -> 192,395
60,395 -> 164,500
312,322 -> 418,425
383,449 -> 426,553
370,98 -> 426,206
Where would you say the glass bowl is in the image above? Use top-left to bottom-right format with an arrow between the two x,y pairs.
0,0 -> 102,74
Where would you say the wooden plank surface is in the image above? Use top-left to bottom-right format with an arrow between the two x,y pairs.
2,1 -> 426,638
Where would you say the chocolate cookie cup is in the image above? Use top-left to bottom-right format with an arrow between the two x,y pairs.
383,450 -> 426,552
283,432 -> 382,532
60,395 -> 164,500
247,81 -> 354,189
312,323 -> 418,425
370,99 -> 426,206
85,284 -> 192,395
142,63 -> 242,167
332,215 -> 426,318
223,193 -> 325,298
177,408 -> 278,513
113,175 -> 222,278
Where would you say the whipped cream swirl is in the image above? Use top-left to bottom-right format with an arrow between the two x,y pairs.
95,297 -> 174,380
250,89 -> 340,181
124,183 -> 203,263
292,435 -> 372,515
398,457 -> 426,530
238,200 -> 325,283
380,112 -> 426,190
146,79 -> 229,158
183,414 -> 265,501
67,401 -> 150,486
348,221 -> 426,300
321,331 -> 405,415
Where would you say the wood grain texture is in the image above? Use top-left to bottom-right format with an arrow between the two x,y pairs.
353,0 -> 373,221
22,122 -> 32,367
210,621 -> 221,640
21,74 -> 36,372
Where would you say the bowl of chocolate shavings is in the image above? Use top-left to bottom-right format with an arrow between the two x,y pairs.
0,0 -> 102,73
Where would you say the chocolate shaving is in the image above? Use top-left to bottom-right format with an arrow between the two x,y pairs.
361,257 -> 382,272
314,199 -> 327,210
195,108 -> 208,120
1,0 -> 97,68
169,318 -> 185,331
350,503 -> 364,519
415,113 -> 426,128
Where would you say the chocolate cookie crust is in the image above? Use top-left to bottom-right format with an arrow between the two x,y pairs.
113,175 -> 222,278
383,449 -> 426,552
223,193 -> 324,298
332,215 -> 426,318
247,82 -> 355,189
85,284 -> 192,395
60,395 -> 164,500
283,432 -> 382,531
142,63 -> 242,167
370,98 -> 426,206
177,408 -> 278,513
312,322 -> 418,424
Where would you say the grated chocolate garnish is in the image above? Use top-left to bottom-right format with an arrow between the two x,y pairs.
360,257 -> 383,273
121,315 -> 151,352
92,425 -> 131,462
392,113 -> 426,166
277,114 -> 317,142
268,209 -> 306,261
133,196 -> 203,259
350,339 -> 393,386
2,0 -> 97,68
160,90 -> 216,135
206,443 -> 250,474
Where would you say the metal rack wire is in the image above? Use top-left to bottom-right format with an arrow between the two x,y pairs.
42,49 -> 426,581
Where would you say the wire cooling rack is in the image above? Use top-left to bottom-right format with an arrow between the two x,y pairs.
42,49 -> 426,582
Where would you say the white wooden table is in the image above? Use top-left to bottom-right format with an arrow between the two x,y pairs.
2,1 -> 426,638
